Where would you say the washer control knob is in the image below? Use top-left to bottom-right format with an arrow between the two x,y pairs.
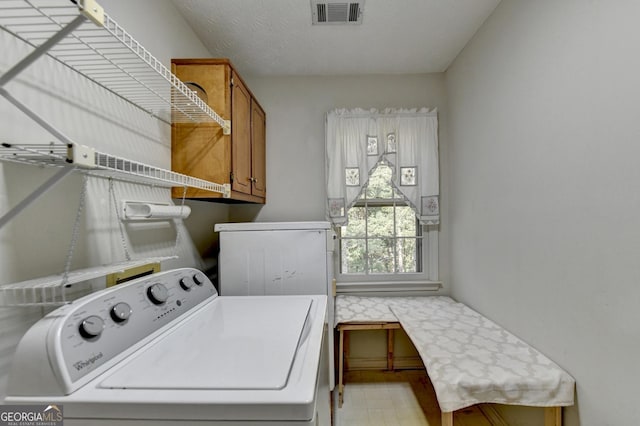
193,273 -> 206,286
79,315 -> 105,339
110,302 -> 132,323
179,277 -> 195,291
147,283 -> 169,305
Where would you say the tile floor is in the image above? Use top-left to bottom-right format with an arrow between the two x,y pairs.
334,370 -> 493,426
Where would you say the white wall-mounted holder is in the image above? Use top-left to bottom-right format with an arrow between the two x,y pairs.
123,201 -> 191,221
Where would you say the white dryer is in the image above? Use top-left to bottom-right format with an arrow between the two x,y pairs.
215,221 -> 336,390
4,268 -> 330,425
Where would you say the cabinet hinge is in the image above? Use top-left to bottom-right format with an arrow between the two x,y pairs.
230,172 -> 234,183
230,76 -> 234,88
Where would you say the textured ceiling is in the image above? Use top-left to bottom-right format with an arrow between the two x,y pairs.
171,0 -> 501,77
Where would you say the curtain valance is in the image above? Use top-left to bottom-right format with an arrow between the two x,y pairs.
325,107 -> 439,225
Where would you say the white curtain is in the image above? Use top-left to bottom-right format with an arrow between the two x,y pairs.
326,107 -> 439,225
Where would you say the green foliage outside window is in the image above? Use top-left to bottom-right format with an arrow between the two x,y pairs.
340,163 -> 421,274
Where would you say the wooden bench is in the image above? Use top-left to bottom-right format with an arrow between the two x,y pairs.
334,295 -> 575,426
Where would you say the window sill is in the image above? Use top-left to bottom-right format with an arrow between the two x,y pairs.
336,280 -> 443,296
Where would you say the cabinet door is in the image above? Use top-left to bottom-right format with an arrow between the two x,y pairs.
231,72 -> 252,196
251,100 -> 266,198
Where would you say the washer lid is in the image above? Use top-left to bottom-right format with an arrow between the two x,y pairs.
98,296 -> 313,390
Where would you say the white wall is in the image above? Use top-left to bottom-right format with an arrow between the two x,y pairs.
0,0 -> 228,398
445,1 -> 640,424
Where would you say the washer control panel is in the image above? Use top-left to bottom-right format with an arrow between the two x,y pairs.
54,268 -> 216,384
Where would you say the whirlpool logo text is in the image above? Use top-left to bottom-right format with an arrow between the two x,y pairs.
72,352 -> 103,371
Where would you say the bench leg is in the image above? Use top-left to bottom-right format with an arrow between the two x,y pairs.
442,411 -> 453,426
338,327 -> 344,407
544,407 -> 562,426
387,328 -> 395,370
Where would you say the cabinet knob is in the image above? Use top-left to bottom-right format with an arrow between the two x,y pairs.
249,177 -> 257,183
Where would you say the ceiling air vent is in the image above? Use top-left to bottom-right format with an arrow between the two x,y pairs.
311,1 -> 364,25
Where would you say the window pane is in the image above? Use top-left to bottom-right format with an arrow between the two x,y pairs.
341,239 -> 366,273
396,238 -> 418,273
367,206 -> 394,237
343,207 -> 366,237
368,238 -> 395,273
338,160 -> 426,276
396,206 -> 417,237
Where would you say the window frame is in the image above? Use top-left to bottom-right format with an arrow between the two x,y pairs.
334,223 -> 439,292
333,165 -> 440,293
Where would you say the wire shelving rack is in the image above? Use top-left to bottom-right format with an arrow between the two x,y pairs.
0,0 -> 229,306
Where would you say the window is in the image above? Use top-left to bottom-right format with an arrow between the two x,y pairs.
338,162 -> 433,279
325,107 -> 440,287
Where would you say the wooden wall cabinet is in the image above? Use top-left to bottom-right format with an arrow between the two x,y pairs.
171,59 -> 266,203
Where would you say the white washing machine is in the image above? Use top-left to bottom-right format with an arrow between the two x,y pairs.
4,268 -> 330,425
